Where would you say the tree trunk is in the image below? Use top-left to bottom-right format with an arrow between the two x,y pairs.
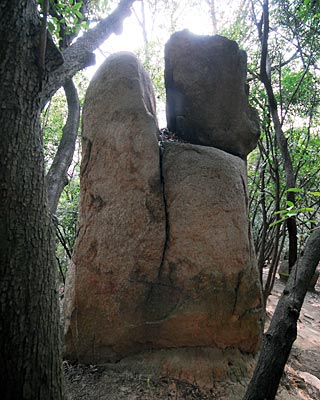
206,0 -> 218,34
259,0 -> 298,272
243,225 -> 320,400
251,0 -> 298,272
0,2 -> 63,399
0,0 -> 135,397
46,79 -> 80,214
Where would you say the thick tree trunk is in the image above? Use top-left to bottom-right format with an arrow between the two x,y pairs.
243,225 -> 320,400
0,0 -> 135,397
0,2 -> 63,399
46,79 -> 80,214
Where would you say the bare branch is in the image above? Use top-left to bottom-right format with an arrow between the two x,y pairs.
46,79 -> 80,214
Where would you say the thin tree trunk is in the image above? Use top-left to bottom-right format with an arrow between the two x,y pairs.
257,153 -> 267,284
263,159 -> 282,301
206,0 -> 218,34
243,225 -> 320,400
46,79 -> 80,214
258,0 -> 297,272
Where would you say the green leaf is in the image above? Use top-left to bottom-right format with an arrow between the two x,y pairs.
287,187 -> 303,193
308,191 -> 320,197
72,2 -> 83,11
286,200 -> 294,208
270,218 -> 287,227
75,10 -> 83,19
47,21 -> 55,33
274,210 -> 289,215
80,20 -> 90,30
297,207 -> 315,213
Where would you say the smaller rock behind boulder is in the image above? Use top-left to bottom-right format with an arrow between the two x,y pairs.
165,30 -> 260,158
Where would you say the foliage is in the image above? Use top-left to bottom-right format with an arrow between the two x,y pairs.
271,188 -> 319,227
42,72 -> 89,280
56,170 -> 80,282
42,89 -> 68,169
38,0 -> 88,43
39,0 -> 320,288
242,0 -> 320,298
37,1 -> 114,46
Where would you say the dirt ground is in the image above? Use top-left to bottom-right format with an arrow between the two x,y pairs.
64,275 -> 320,399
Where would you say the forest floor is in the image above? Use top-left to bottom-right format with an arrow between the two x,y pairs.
64,274 -> 320,400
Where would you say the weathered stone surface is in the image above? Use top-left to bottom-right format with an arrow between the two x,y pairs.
165,30 -> 260,158
146,142 -> 263,353
63,52 -> 166,363
64,50 -> 263,365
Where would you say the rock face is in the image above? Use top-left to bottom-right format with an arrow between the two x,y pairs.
165,30 -> 260,158
64,48 -> 263,365
146,143 -> 262,353
64,52 -> 166,362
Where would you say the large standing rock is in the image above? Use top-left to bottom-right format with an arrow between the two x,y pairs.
63,52 -> 166,363
64,50 -> 263,366
145,142 -> 263,353
165,30 -> 260,158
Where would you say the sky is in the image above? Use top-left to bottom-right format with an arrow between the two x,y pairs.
85,0 -> 242,78
83,0 -> 243,127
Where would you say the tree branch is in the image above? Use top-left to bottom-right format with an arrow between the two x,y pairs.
43,0 -> 135,102
243,225 -> 320,400
46,79 -> 80,214
255,0 -> 298,271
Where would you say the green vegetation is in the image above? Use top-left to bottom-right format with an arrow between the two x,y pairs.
2,1 -> 320,398
43,1 -> 319,294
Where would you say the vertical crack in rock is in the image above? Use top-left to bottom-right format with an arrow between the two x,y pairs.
143,143 -> 180,323
232,272 -> 243,315
157,143 -> 170,279
240,173 -> 254,260
240,174 -> 248,211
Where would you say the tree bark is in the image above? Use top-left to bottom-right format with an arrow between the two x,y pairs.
0,0 -> 136,398
46,79 -> 80,214
0,2 -> 63,399
243,225 -> 320,400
